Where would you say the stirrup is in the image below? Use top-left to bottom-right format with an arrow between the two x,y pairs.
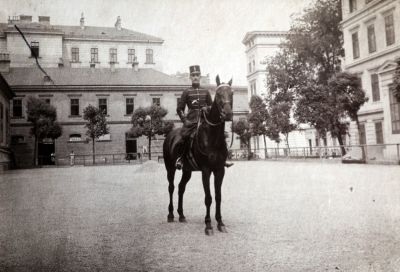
175,157 -> 183,170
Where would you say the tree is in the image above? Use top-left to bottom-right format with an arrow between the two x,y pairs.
248,95 -> 268,153
26,96 -> 62,166
328,72 -> 368,157
83,105 -> 110,164
232,118 -> 253,160
129,104 -> 174,160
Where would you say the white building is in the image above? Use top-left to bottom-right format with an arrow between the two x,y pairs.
242,31 -> 326,154
340,0 -> 400,160
0,14 -> 164,71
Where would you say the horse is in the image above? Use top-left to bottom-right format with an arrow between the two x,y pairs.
163,75 -> 233,235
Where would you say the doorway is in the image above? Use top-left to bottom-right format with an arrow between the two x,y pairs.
38,138 -> 55,165
126,134 -> 137,160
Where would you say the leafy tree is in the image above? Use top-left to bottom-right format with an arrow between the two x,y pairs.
83,104 -> 110,164
129,104 -> 174,160
232,118 -> 252,160
268,99 -> 297,149
26,96 -> 62,166
392,58 -> 400,101
248,95 -> 268,151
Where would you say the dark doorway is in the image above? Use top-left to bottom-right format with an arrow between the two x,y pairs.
126,135 -> 137,160
38,139 -> 55,165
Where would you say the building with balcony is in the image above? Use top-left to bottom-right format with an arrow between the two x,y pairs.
340,0 -> 400,159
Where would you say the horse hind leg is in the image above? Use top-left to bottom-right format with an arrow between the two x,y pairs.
177,170 -> 192,223
167,167 -> 176,222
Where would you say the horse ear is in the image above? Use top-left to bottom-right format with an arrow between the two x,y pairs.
216,75 -> 221,86
228,78 -> 233,86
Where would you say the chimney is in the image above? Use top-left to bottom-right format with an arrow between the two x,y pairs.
38,16 -> 50,25
19,15 -> 32,23
115,16 -> 121,31
80,12 -> 85,29
0,53 -> 10,74
132,56 -> 139,72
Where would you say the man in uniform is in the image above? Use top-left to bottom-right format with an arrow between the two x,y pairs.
175,65 -> 233,169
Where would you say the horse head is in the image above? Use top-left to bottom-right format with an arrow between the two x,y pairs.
214,75 -> 233,121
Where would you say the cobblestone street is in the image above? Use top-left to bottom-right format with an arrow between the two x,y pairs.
1,161 -> 400,271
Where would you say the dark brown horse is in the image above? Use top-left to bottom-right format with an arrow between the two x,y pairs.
163,75 -> 233,235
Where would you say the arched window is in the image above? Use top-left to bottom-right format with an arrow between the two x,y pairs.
69,134 -> 82,142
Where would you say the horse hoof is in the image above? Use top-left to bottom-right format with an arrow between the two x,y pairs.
217,225 -> 227,233
205,228 -> 214,236
179,216 -> 187,223
167,215 -> 174,222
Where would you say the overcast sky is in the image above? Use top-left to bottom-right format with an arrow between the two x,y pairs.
1,0 -> 312,85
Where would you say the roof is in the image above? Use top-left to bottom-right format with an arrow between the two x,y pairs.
0,72 -> 15,98
3,67 -> 191,86
242,31 -> 287,44
0,22 -> 163,43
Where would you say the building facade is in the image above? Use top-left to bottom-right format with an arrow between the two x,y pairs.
0,14 -> 248,168
341,0 -> 400,159
0,72 -> 14,171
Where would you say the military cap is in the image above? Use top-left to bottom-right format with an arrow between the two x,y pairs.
189,65 -> 201,75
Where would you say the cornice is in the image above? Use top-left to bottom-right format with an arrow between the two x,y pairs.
344,44 -> 400,69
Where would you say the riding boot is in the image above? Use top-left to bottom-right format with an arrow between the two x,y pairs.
175,138 -> 188,170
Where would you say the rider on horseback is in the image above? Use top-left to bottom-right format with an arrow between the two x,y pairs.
175,65 -> 233,170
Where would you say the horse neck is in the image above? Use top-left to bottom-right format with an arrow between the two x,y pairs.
204,100 -> 226,148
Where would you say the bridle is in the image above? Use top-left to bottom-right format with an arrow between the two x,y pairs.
197,84 -> 234,150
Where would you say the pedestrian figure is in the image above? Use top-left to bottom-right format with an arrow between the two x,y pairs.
70,150 -> 75,166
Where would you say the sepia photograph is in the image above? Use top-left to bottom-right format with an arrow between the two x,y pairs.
0,0 -> 400,271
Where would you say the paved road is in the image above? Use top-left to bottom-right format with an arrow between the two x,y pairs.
1,161 -> 400,271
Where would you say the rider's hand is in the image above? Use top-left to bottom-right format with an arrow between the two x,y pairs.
201,106 -> 209,113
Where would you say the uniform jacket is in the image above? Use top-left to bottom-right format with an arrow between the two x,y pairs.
177,86 -> 212,123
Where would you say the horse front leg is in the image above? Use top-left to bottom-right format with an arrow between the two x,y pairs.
177,170 -> 192,222
214,168 -> 227,232
167,168 -> 176,222
202,168 -> 213,235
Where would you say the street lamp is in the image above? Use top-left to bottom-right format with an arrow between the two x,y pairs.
145,115 -> 153,160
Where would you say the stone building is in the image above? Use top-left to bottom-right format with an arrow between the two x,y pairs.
0,15 -> 248,167
242,31 -> 330,154
0,67 -> 15,171
340,0 -> 400,159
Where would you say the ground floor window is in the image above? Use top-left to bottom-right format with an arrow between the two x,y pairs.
389,88 -> 400,134
374,122 -> 384,144
359,123 -> 366,145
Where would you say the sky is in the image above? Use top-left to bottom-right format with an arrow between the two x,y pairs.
0,0 -> 312,85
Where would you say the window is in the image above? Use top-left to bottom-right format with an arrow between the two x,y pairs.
128,49 -> 135,63
248,62 -> 252,73
359,123 -> 366,145
126,98 -> 134,115
389,87 -> 400,134
371,74 -> 380,102
146,49 -> 153,63
367,25 -> 376,53
384,14 -> 395,46
71,47 -> 79,62
110,48 -> 117,63
91,48 -> 98,63
70,99 -> 80,116
352,32 -> 360,59
349,0 -> 357,13
99,98 -> 107,115
31,41 -> 39,57
252,60 -> 256,71
97,134 -> 111,141
374,122 -> 383,144
69,134 -> 82,142
152,97 -> 160,106
13,99 -> 22,117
